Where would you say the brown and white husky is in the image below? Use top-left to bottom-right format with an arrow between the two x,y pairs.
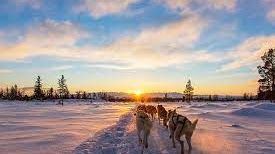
157,104 -> 168,128
135,110 -> 153,149
168,110 -> 198,154
145,105 -> 157,120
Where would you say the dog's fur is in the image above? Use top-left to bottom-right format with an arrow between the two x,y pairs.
135,110 -> 153,149
168,110 -> 198,154
157,105 -> 168,128
137,104 -> 147,112
145,105 -> 157,120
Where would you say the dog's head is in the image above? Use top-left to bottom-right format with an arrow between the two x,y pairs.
136,110 -> 149,118
167,109 -> 177,119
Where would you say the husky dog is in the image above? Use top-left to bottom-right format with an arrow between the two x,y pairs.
137,104 -> 147,112
135,110 -> 153,149
157,105 -> 168,128
168,110 -> 198,154
145,105 -> 157,120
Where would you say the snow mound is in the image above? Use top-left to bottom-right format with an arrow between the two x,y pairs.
232,107 -> 275,118
245,102 -> 260,106
190,103 -> 223,109
254,103 -> 275,111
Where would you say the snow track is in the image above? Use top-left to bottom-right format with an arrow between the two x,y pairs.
73,110 -> 216,154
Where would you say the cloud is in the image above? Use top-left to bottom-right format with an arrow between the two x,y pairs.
86,64 -> 132,70
263,0 -> 275,25
50,65 -> 73,71
0,69 -> 12,73
75,0 -> 139,18
219,35 -> 275,71
0,16 -> 220,69
80,14 -> 214,69
267,8 -> 275,25
0,19 -> 87,61
156,0 -> 236,14
11,0 -> 42,9
199,0 -> 236,11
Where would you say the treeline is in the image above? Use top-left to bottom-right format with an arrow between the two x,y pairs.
0,84 -> 27,101
0,75 -> 110,101
195,93 -> 256,102
108,93 -> 256,103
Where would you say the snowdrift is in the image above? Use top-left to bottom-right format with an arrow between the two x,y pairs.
232,103 -> 275,119
254,103 -> 275,111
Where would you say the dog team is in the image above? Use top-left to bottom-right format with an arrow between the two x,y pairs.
135,104 -> 198,154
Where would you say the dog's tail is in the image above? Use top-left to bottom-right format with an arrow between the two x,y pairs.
192,119 -> 198,130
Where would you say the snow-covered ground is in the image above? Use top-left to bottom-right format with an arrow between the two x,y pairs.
0,101 -> 134,154
75,101 -> 275,154
1,101 -> 275,154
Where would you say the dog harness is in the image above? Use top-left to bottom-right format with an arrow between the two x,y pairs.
172,114 -> 188,135
172,115 -> 186,126
139,116 -> 147,119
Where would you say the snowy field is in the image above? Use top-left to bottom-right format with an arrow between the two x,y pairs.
1,101 -> 275,154
0,101 -> 134,154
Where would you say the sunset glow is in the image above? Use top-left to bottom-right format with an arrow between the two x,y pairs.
133,89 -> 143,96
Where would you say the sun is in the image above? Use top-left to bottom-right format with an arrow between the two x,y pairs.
133,89 -> 143,96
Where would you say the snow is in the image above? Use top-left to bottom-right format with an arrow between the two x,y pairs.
75,101 -> 275,154
232,102 -> 275,119
254,103 -> 275,111
1,100 -> 275,154
0,101 -> 134,154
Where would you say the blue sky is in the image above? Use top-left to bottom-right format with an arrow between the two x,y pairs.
0,0 -> 274,95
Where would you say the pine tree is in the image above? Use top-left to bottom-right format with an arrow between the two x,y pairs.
33,76 -> 44,100
17,89 -> 23,100
10,84 -> 18,100
184,79 -> 194,103
0,88 -> 4,99
82,91 -> 87,99
257,48 -> 275,102
243,93 -> 248,100
58,75 -> 69,101
76,91 -> 81,99
47,87 -> 54,99
164,93 -> 168,101
209,95 -> 212,101
92,93 -> 96,99
5,87 -> 9,99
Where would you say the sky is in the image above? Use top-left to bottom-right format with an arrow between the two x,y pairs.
0,0 -> 274,95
